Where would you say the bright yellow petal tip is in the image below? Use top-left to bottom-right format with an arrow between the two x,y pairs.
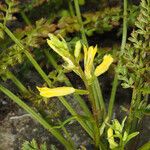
94,54 -> 113,77
84,45 -> 97,79
37,86 -> 75,98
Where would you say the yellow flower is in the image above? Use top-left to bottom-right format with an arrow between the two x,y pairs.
37,86 -> 75,98
84,45 -> 97,79
94,54 -> 113,77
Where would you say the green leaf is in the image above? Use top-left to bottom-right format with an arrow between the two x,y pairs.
113,119 -> 122,133
41,142 -> 47,150
21,139 -> 47,150
75,89 -> 89,95
122,131 -> 128,141
121,117 -> 127,129
125,132 -> 139,144
140,87 -> 150,94
121,83 -> 131,89
52,116 -> 76,129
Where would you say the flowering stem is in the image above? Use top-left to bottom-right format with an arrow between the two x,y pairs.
73,0 -> 105,120
0,84 -> 73,149
44,49 -> 94,131
108,0 -> 127,120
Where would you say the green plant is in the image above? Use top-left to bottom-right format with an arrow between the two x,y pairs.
22,139 -> 47,150
117,0 -> 150,133
0,0 -> 149,149
107,117 -> 139,150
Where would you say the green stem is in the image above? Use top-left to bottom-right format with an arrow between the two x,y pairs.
59,96 -> 94,139
67,0 -> 75,17
6,70 -> 30,95
120,145 -> 125,150
108,0 -> 127,120
0,84 -> 73,150
86,84 -> 100,148
73,0 -> 88,46
20,11 -> 31,25
3,2 -> 11,26
108,74 -> 118,119
24,50 -> 52,87
94,78 -> 106,118
126,88 -> 136,133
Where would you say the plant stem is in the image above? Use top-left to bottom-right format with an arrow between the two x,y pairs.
108,0 -> 127,120
73,0 -> 106,120
67,0 -> 75,17
59,96 -> 94,139
86,84 -> 100,148
20,11 -> 31,25
0,84 -> 73,150
3,2 -> 11,26
127,87 -> 136,132
73,0 -> 88,46
108,74 -> 118,119
6,70 -> 30,95
93,78 -> 106,118
127,84 -> 141,133
24,50 -> 52,87
121,0 -> 128,54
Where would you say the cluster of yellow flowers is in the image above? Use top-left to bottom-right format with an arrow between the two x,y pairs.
37,34 -> 113,98
84,45 -> 113,79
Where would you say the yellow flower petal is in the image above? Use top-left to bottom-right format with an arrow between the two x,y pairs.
84,45 -> 97,79
94,54 -> 113,77
37,86 -> 75,98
